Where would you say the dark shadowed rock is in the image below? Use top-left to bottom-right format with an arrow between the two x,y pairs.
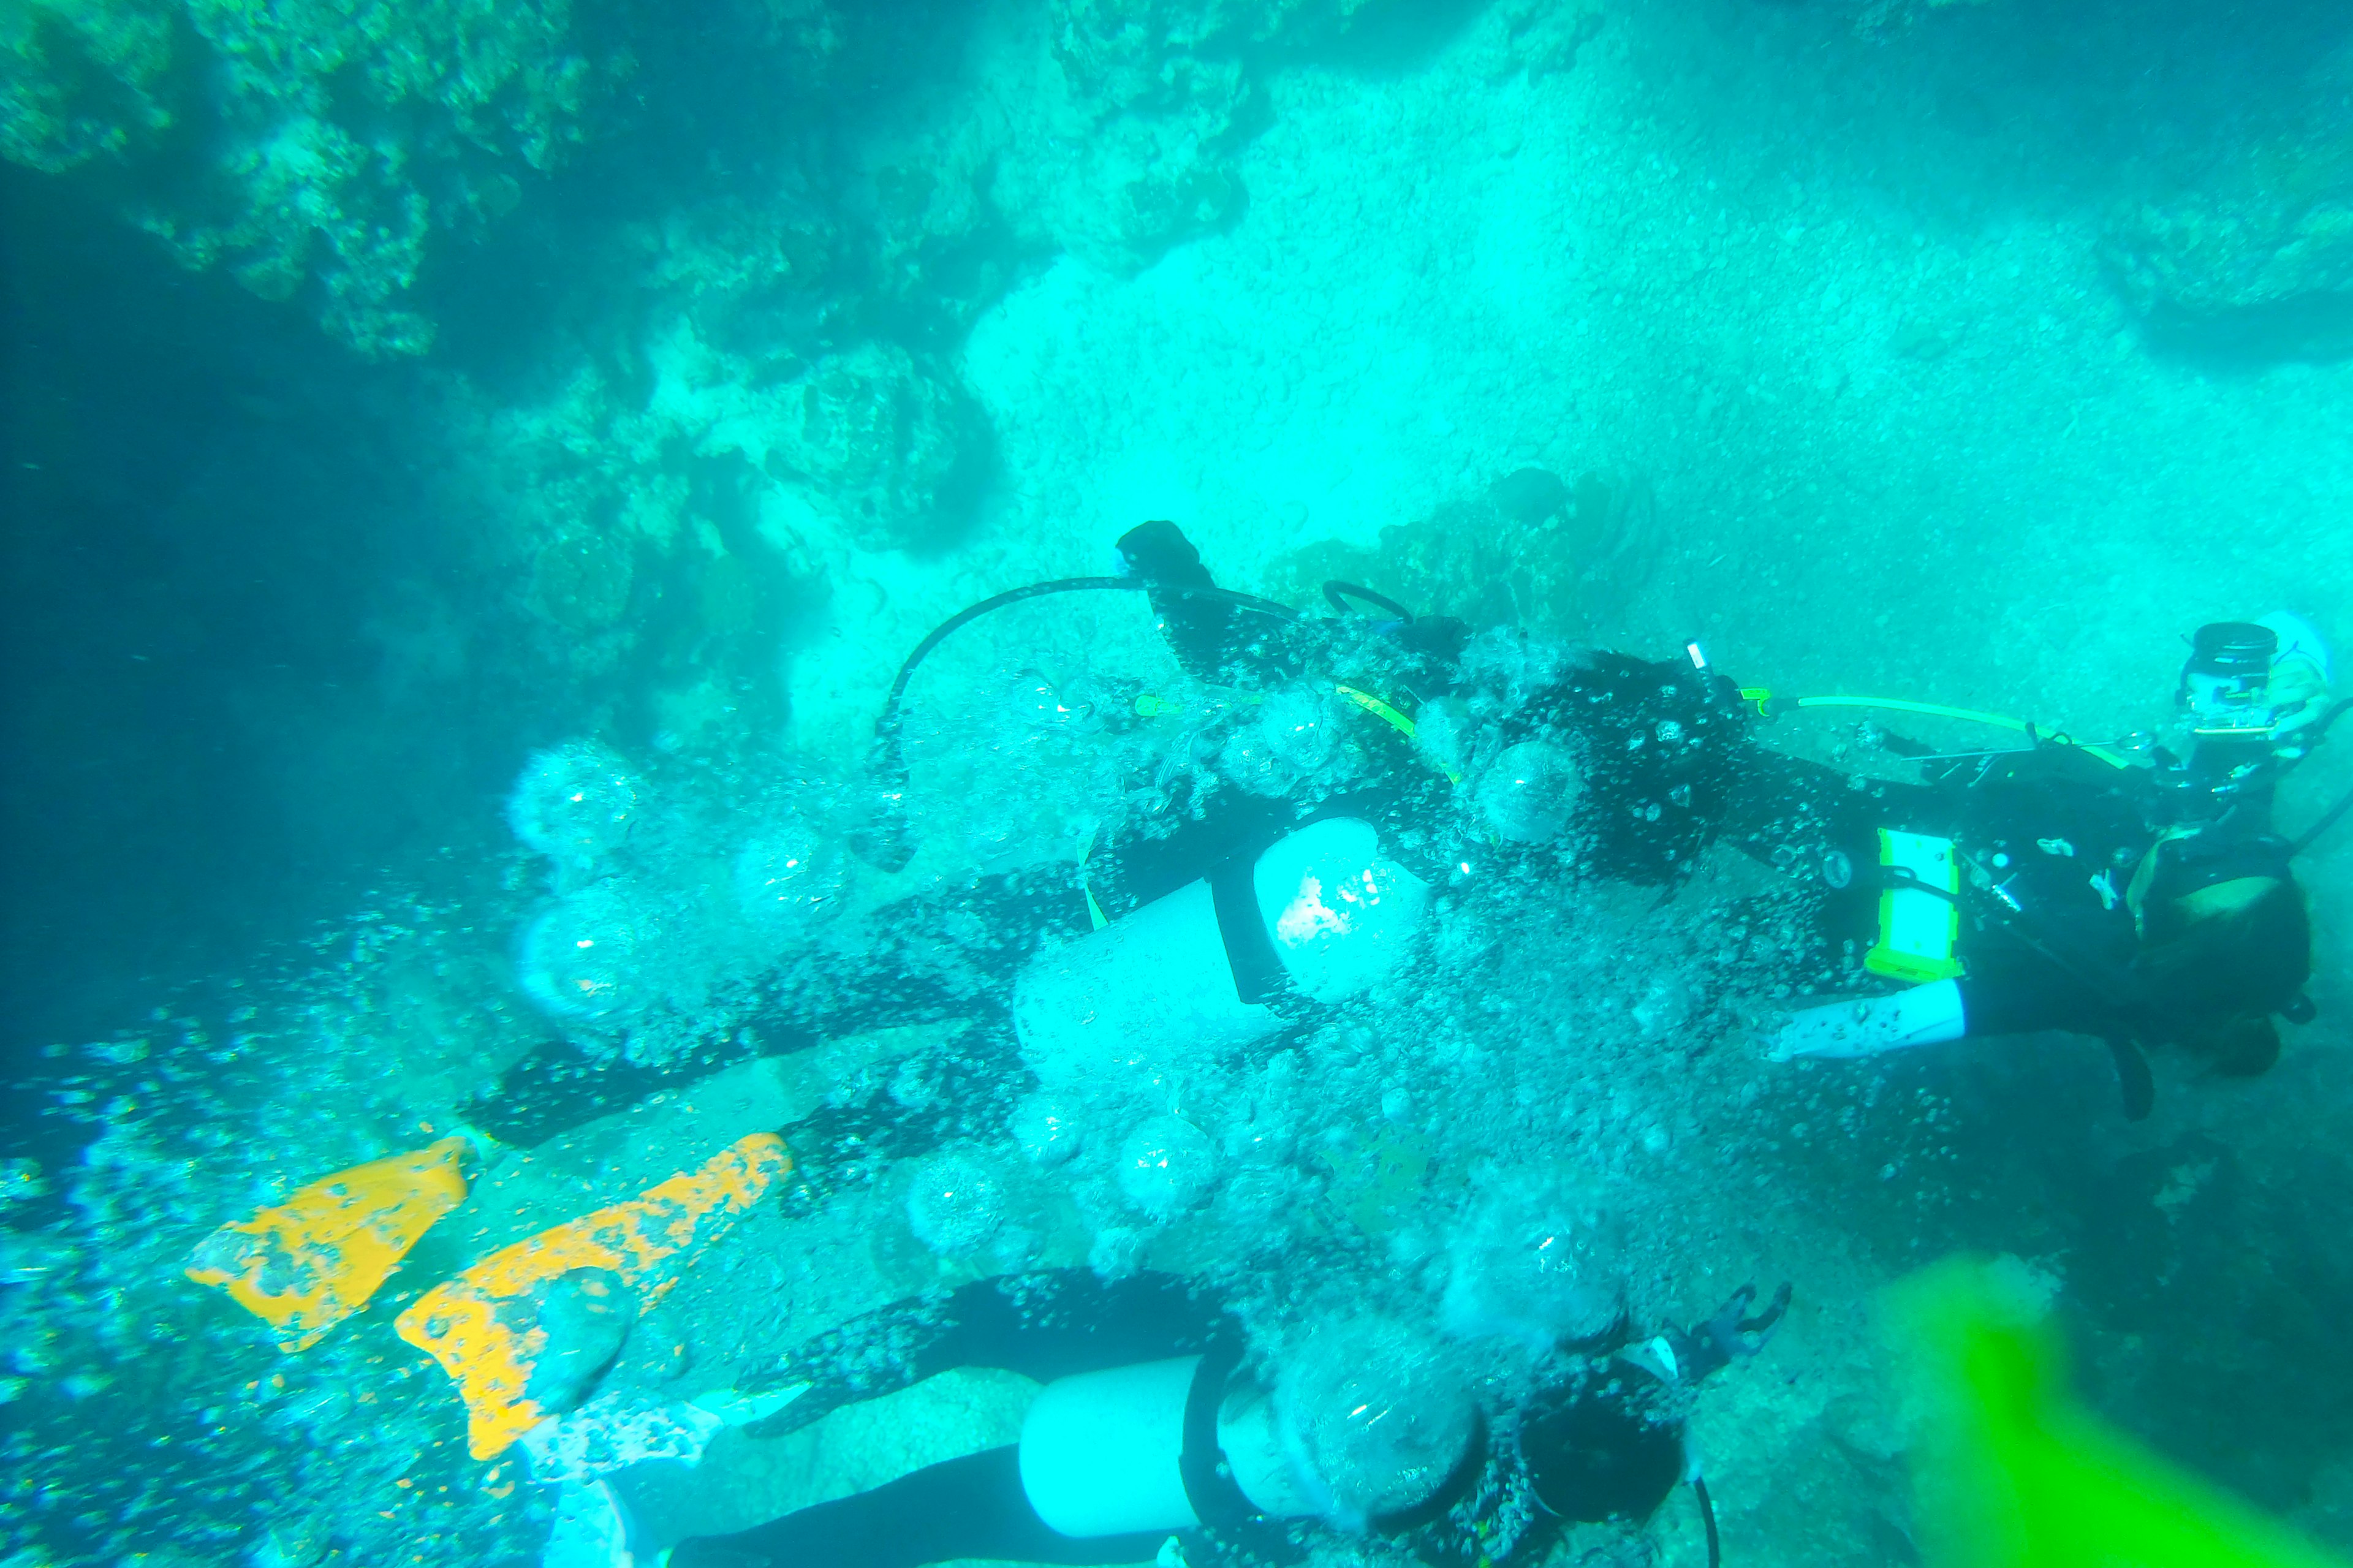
1488,467 -> 1569,525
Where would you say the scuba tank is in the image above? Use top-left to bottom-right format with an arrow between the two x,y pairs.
1017,1326 -> 1477,1539
1010,817 -> 1431,1081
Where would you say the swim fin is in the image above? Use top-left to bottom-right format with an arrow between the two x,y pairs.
186,1135 -> 476,1352
395,1132 -> 791,1461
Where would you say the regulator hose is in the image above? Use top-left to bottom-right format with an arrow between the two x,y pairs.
852,576 -> 1298,870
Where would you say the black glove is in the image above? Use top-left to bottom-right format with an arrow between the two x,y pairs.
1669,1281 -> 1790,1384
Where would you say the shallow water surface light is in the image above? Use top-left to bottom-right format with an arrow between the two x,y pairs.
6,0 -> 2353,1564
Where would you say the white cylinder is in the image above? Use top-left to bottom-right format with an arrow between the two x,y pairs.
1019,1357 -> 1204,1539
1013,877 -> 1282,1088
1252,818 -> 1432,1004
1012,820 -> 1431,1091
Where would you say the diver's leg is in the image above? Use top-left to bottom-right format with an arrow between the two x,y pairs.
470,865 -> 1090,1150
737,1267 -> 1237,1437
667,1446 -> 1164,1568
926,1270 -> 1239,1384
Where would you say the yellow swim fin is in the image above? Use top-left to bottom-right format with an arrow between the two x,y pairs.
186,1136 -> 476,1352
395,1131 -> 790,1460
1897,1257 -> 2348,1568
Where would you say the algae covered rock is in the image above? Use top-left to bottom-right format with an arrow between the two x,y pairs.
763,342 -> 988,553
2108,178 -> 2353,361
979,0 -> 1384,269
0,0 -> 180,174
1273,467 -> 1662,636
2105,52 -> 2353,362
3,0 -> 624,355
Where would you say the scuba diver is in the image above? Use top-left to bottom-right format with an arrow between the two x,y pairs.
1741,613 -> 2338,1115
539,1267 -> 1789,1568
469,519 -> 1756,1149
189,518 -> 1764,1461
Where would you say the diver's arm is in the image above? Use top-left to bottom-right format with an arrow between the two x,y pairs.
1764,963 -> 2126,1060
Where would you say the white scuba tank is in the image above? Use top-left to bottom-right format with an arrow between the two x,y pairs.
1017,1357 -> 1327,1538
1019,1357 -> 1204,1538
1010,818 -> 1431,1086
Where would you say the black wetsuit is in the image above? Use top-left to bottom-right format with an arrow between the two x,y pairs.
1723,737 -> 2311,1094
662,1269 -> 1726,1568
668,1272 -> 1246,1568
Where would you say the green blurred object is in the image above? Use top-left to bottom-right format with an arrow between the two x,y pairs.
1898,1259 -> 2347,1568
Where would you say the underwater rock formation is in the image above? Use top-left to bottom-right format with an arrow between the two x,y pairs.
1272,467 -> 1662,637
2109,176 -> 2353,363
2105,50 -> 2353,362
763,342 -> 990,553
863,0 -> 1388,280
4,0 -> 611,354
1,0 -> 843,356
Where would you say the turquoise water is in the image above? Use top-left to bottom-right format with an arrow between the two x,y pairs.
5,0 -> 2353,1562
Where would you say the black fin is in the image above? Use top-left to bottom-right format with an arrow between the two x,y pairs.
2107,1036 -> 2155,1121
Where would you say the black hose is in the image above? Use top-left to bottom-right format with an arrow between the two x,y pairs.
853,576 -> 1297,870
1322,579 -> 1415,621
2294,779 -> 2353,856
873,577 -> 1297,746
1695,1475 -> 1722,1568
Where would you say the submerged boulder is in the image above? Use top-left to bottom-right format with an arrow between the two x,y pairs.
763,342 -> 989,552
2105,55 -> 2353,363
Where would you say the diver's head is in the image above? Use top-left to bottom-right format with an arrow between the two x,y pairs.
1520,1369 -> 1685,1524
2134,869 -> 2309,1076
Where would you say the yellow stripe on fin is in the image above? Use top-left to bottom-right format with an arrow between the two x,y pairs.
393,1132 -> 789,1460
186,1136 -> 474,1353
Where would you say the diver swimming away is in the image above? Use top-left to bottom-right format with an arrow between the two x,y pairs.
180,519 -> 2339,1561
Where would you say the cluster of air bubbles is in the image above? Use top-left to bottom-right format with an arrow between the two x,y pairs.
1475,739 -> 1585,844
1006,667 -> 1129,738
1278,1316 -> 1479,1526
1012,1094 -> 1083,1167
1455,625 -> 1586,714
732,805 -> 847,942
1219,684 -> 1341,796
509,742 -> 645,880
1441,1180 -> 1626,1352
906,1151 -> 1007,1254
1117,1115 -> 1218,1219
1411,695 -> 1474,779
518,881 -> 659,1020
505,740 -> 851,1031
